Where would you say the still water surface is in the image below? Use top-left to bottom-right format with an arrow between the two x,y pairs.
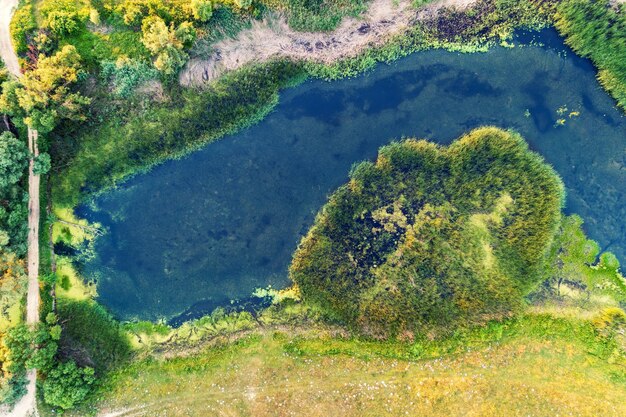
79,30 -> 626,323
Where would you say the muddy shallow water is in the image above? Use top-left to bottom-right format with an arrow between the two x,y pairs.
79,29 -> 626,323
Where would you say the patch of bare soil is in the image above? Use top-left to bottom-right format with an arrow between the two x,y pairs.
180,0 -> 478,87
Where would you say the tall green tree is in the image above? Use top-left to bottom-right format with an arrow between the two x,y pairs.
0,132 -> 28,255
0,132 -> 28,190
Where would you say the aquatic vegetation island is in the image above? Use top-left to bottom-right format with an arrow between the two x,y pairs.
0,0 -> 624,415
291,128 -> 563,338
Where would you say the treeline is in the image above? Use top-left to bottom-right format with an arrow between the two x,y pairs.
0,13 -> 95,408
11,0 -> 254,75
0,60 -> 30,405
290,128 -> 564,338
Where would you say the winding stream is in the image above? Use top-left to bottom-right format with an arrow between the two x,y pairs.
78,29 -> 626,323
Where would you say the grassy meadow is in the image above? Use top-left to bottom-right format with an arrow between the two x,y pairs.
63,314 -> 626,417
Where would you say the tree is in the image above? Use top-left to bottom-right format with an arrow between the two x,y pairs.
9,2 -> 36,55
191,0 -> 213,22
0,132 -> 28,255
40,0 -> 86,36
141,16 -> 195,75
1,325 -> 31,382
42,360 -> 95,410
234,0 -> 252,9
0,132 -> 28,190
0,45 -> 90,133
117,0 -> 170,26
33,153 -> 51,175
1,318 -> 96,409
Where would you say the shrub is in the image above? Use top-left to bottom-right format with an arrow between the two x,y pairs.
56,300 -> 131,372
290,127 -> 564,338
101,57 -> 159,97
593,307 -> 626,336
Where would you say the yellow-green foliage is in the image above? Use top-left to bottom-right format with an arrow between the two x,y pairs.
51,206 -> 99,301
0,252 -> 27,403
39,0 -> 90,36
0,253 -> 26,332
190,0 -> 213,22
291,127 -> 564,338
128,309 -> 257,350
252,285 -> 301,304
10,1 -> 36,55
0,45 -> 90,133
593,307 -> 626,334
52,206 -> 99,247
140,15 -> 195,74
108,0 -> 242,28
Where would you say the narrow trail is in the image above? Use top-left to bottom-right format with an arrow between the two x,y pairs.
26,127 -> 40,327
0,0 -> 19,76
0,0 -> 40,416
180,0 -> 477,87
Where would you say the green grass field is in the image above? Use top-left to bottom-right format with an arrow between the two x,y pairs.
60,313 -> 626,417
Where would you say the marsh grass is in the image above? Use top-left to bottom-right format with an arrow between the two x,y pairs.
286,0 -> 369,31
554,0 -> 626,110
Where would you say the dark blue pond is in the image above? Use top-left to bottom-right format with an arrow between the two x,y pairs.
79,29 -> 626,323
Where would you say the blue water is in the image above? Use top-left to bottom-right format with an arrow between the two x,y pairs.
78,29 -> 626,323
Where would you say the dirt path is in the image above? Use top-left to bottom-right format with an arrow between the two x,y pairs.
0,1 -> 40,416
0,0 -> 19,76
26,127 -> 40,327
180,0 -> 477,87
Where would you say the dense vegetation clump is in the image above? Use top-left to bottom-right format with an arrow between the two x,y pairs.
290,127 -> 564,338
555,0 -> 626,110
0,132 -> 29,256
0,45 -> 90,133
